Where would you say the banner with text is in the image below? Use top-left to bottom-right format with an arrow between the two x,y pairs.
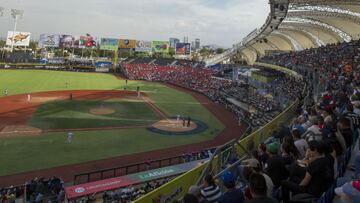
6,31 -> 31,46
175,43 -> 191,55
152,41 -> 169,53
39,34 -> 60,48
118,39 -> 136,49
100,38 -> 119,50
135,40 -> 152,52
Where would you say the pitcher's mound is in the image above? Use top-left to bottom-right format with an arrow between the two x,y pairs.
0,125 -> 42,137
89,107 -> 115,115
152,119 -> 197,132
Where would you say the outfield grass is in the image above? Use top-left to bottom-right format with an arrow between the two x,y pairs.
0,69 -> 224,175
30,100 -> 161,129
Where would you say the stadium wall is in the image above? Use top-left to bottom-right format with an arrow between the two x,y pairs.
134,63 -> 301,202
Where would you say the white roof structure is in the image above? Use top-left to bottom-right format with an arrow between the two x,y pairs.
205,0 -> 360,66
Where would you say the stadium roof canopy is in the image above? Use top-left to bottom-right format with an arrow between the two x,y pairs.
205,0 -> 360,66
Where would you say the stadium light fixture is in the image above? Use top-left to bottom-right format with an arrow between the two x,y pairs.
0,7 -> 4,16
10,9 -> 24,52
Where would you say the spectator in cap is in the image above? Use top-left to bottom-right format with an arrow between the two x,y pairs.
200,174 -> 221,203
264,142 -> 289,188
218,171 -> 244,203
245,173 -> 279,203
188,185 -> 209,203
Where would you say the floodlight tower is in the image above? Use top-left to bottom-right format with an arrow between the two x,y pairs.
10,9 -> 24,52
0,7 -> 4,16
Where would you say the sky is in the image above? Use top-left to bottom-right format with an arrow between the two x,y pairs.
0,0 -> 269,47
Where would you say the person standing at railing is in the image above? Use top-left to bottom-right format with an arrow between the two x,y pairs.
200,174 -> 222,203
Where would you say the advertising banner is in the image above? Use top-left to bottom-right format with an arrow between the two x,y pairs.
65,177 -> 137,199
79,35 -> 97,48
175,43 -> 191,55
39,34 -> 60,48
6,31 -> 31,46
152,41 -> 169,53
135,40 -> 152,52
100,38 -> 119,51
118,39 -> 136,49
59,35 -> 74,48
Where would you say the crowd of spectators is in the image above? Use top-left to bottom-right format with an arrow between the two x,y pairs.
122,62 -> 303,129
0,177 -> 64,203
122,57 -> 205,68
101,177 -> 175,203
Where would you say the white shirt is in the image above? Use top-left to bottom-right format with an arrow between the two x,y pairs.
261,173 -> 274,198
294,139 -> 309,159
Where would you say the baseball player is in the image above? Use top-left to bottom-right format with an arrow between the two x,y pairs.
67,132 -> 73,143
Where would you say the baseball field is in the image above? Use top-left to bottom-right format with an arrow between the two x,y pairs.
0,69 -> 244,182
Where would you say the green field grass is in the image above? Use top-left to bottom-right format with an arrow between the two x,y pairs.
30,100 -> 161,129
0,69 -> 224,176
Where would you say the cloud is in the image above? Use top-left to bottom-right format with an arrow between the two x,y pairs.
0,0 -> 269,47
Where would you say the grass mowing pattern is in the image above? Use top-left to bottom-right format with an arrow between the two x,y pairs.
30,100 -> 161,129
0,70 -> 224,175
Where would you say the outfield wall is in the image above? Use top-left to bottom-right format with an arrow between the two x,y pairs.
134,63 -> 301,203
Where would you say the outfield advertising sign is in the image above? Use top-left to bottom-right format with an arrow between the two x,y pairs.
79,35 -> 97,48
6,31 -> 31,46
39,34 -> 60,48
59,35 -> 74,48
100,38 -> 119,51
152,41 -> 169,53
175,43 -> 191,55
135,40 -> 152,52
118,39 -> 136,49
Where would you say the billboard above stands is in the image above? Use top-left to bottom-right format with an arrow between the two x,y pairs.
6,31 -> 31,46
39,34 -> 60,48
80,35 -> 97,48
152,41 -> 169,53
118,39 -> 136,49
135,40 -> 152,52
175,43 -> 191,55
100,38 -> 119,51
59,35 -> 74,48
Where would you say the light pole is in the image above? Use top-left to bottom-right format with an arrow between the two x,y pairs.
0,7 -> 4,16
10,9 -> 24,52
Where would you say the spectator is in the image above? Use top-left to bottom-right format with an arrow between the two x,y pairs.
218,171 -> 244,203
200,174 -> 222,203
338,117 -> 354,148
334,179 -> 360,203
188,185 -> 209,203
264,142 -> 289,188
183,193 -> 199,203
245,173 -> 279,203
281,140 -> 334,203
292,128 -> 308,159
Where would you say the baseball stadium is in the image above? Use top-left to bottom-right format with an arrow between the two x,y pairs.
0,0 -> 360,203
